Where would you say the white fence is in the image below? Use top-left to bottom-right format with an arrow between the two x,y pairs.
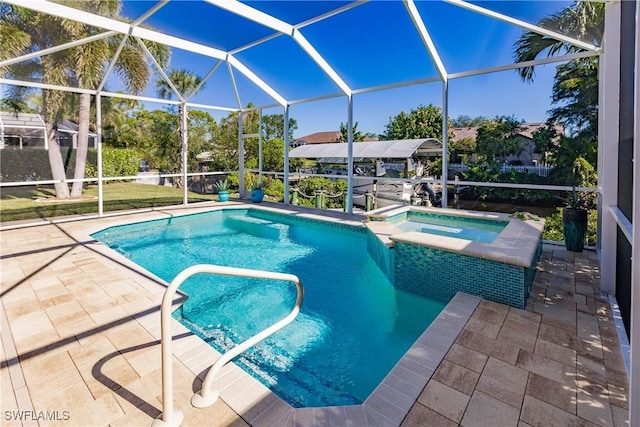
448,163 -> 553,177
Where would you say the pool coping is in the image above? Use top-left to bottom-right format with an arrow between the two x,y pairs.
86,203 -> 482,426
136,293 -> 480,427
365,205 -> 545,268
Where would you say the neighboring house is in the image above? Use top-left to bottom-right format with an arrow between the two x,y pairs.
0,111 -> 96,150
291,130 -> 378,148
451,122 -> 561,165
291,131 -> 342,148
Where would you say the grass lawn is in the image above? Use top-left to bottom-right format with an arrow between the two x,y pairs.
0,183 -> 225,223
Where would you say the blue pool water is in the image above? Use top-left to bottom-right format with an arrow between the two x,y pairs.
92,209 -> 445,407
395,212 -> 507,243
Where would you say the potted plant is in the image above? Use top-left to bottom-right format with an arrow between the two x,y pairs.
562,159 -> 588,252
214,179 -> 230,202
250,180 -> 264,203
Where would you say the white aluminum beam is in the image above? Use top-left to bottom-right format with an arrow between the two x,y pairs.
441,79 -> 449,207
227,62 -> 243,110
288,92 -> 345,106
227,55 -> 287,106
97,1 -> 168,92
352,76 -> 442,95
186,102 -> 239,112
229,1 -> 366,55
449,51 -> 598,80
296,1 -> 368,29
445,0 -> 600,52
205,0 -> 351,97
4,0 -> 227,60
0,78 -> 96,95
283,105 -> 290,204
404,0 -> 448,81
0,31 -> 116,68
97,35 -> 130,92
346,96 -> 354,214
130,0 -> 169,26
138,38 -> 184,102
292,29 -> 352,96
96,93 -> 104,216
230,33 -> 282,55
186,60 -> 223,102
100,90 -> 180,105
204,0 -> 293,35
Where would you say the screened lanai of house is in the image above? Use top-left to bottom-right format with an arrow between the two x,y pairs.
0,1 -> 638,423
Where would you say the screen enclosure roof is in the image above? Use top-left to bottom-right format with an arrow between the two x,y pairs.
0,0 -> 601,112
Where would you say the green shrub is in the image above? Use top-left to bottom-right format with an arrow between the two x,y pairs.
296,177 -> 346,208
0,147 -> 74,180
0,147 -> 140,182
86,148 -> 140,179
542,207 -> 597,247
459,162 -> 556,205
264,177 -> 284,200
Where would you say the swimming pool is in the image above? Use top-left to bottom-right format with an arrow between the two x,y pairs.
392,211 -> 507,243
366,205 -> 544,308
92,208 -> 446,408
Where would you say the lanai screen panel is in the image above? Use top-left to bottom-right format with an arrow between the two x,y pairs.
289,139 -> 443,159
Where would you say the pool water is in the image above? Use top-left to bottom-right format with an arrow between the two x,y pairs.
395,212 -> 507,243
92,209 -> 445,407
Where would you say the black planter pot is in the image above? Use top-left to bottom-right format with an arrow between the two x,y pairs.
562,207 -> 588,252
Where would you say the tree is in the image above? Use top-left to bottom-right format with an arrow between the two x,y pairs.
2,5 -> 76,198
336,121 -> 367,143
475,116 -> 526,163
262,113 -> 297,141
531,124 -> 558,166
382,104 -> 447,140
102,97 -> 142,148
547,57 -> 598,151
449,137 -> 476,163
156,68 -> 205,186
513,1 -> 603,82
513,1 -> 603,167
451,115 -> 490,128
1,2 -> 170,198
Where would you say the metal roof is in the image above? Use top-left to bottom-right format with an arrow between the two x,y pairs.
289,138 -> 443,159
0,111 -> 46,138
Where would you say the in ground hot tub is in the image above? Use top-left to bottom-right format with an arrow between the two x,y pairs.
365,205 -> 544,308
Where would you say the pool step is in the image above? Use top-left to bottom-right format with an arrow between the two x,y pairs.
223,215 -> 290,241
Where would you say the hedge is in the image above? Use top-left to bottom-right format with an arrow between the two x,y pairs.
0,147 -> 140,182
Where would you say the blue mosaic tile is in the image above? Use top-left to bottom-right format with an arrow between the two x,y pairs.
391,241 -> 530,309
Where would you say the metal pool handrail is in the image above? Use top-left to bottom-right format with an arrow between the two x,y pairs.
153,264 -> 303,427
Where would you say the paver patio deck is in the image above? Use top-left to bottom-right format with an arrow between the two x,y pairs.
0,203 -> 629,426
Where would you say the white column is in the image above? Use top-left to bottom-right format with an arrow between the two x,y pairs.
441,79 -> 449,208
598,1 -> 621,294
96,93 -> 103,216
347,96 -> 354,214
628,2 -> 640,425
258,109 -> 263,182
238,111 -> 245,198
283,105 -> 290,204
182,102 -> 188,206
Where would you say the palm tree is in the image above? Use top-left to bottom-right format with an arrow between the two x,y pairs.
2,6 -> 76,198
1,2 -> 170,198
513,1 -> 603,165
156,68 -> 205,188
513,1 -> 604,82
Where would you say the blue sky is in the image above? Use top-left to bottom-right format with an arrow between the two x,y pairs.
117,0 -> 575,137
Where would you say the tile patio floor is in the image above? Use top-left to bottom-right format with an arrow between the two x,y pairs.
0,203 -> 630,426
